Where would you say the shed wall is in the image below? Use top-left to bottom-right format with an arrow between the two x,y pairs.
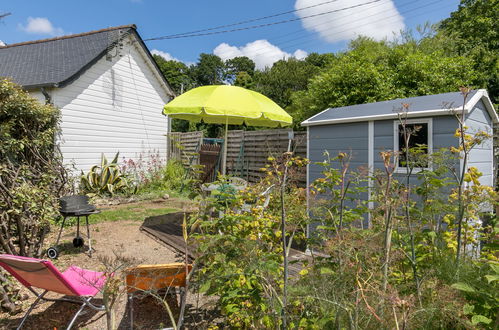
308,122 -> 369,231
308,122 -> 369,183
49,37 -> 171,173
307,115 -> 465,232
465,99 -> 494,187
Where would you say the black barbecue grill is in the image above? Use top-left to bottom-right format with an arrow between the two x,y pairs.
47,195 -> 100,259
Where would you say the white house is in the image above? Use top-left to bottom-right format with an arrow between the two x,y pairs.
0,25 -> 175,173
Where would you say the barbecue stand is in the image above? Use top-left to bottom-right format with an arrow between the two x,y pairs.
47,195 -> 100,259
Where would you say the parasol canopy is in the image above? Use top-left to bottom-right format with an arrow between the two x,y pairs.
163,85 -> 292,127
163,85 -> 292,175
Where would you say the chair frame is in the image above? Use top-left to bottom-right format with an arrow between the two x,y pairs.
0,255 -> 106,330
124,263 -> 191,329
17,287 -> 105,330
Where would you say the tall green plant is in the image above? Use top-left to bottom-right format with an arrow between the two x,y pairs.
80,152 -> 136,197
191,187 -> 284,328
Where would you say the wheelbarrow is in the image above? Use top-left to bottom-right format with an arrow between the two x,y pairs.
47,195 -> 100,259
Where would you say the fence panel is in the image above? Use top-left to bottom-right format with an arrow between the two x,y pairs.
167,131 -> 203,165
167,129 -> 307,185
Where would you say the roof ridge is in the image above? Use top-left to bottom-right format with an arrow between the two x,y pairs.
0,24 -> 136,49
326,90 -> 475,111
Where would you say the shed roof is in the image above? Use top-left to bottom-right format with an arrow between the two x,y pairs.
302,90 -> 498,126
0,25 -> 174,95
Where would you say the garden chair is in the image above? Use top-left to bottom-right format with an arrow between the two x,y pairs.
0,254 -> 107,330
125,263 -> 192,329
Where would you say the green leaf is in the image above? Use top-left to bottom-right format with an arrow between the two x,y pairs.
452,282 -> 476,293
471,315 -> 492,325
489,263 -> 499,274
484,274 -> 499,283
101,153 -> 108,166
199,281 -> 211,293
111,152 -> 120,164
320,267 -> 334,275
463,304 -> 474,315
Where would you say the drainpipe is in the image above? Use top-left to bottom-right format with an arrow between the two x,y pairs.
40,87 -> 52,105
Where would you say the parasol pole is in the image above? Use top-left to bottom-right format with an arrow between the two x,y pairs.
222,115 -> 228,175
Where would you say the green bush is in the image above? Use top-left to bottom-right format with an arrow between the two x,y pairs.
0,78 -> 64,256
135,159 -> 195,195
191,184 -> 283,328
0,78 -> 66,312
452,262 -> 499,327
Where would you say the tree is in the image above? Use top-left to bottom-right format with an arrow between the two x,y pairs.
253,57 -> 323,109
192,53 -> 225,86
234,71 -> 254,89
153,54 -> 194,95
304,52 -> 335,68
290,37 -> 478,126
439,0 -> 499,102
225,56 -> 255,84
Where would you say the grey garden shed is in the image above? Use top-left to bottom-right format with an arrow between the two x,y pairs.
302,89 -> 498,229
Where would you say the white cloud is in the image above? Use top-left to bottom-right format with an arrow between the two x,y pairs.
151,49 -> 180,62
295,0 -> 405,43
0,40 -> 5,46
19,17 -> 64,36
151,49 -> 194,66
213,40 -> 308,70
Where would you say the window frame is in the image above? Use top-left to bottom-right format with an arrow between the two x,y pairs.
393,118 -> 433,173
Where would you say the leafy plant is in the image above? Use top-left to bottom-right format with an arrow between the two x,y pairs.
192,194 -> 284,328
0,78 -> 67,312
80,152 -> 136,197
452,262 -> 499,328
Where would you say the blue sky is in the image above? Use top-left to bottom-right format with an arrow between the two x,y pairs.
1,0 -> 460,69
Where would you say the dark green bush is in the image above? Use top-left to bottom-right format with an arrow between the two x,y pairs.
0,78 -> 67,312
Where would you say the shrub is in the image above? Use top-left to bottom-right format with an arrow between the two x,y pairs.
127,157 -> 196,195
0,78 -> 67,312
191,187 -> 284,328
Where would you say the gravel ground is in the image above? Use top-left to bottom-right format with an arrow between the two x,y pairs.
0,199 -> 216,330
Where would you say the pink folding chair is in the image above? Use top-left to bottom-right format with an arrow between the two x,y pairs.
0,254 -> 107,330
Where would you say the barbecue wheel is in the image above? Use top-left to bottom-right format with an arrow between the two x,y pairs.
73,237 -> 84,248
47,247 -> 59,259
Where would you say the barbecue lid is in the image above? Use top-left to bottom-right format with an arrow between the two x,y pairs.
59,195 -> 96,214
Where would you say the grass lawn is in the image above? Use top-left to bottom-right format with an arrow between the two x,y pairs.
89,205 -> 178,223
53,198 -> 191,227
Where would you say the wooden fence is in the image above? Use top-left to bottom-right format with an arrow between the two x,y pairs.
167,129 -> 307,184
226,129 -> 306,183
167,131 -> 203,165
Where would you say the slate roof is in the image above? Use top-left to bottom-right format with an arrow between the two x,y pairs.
301,90 -> 499,126
0,25 -> 173,94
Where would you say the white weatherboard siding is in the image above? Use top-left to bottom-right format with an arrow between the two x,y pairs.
47,37 -> 170,173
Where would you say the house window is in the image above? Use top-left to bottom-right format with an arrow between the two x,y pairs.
394,119 -> 432,171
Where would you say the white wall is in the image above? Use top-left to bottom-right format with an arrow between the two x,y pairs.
29,90 -> 46,104
44,35 -> 171,174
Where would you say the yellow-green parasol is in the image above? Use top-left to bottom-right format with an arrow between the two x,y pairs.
163,85 -> 292,174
